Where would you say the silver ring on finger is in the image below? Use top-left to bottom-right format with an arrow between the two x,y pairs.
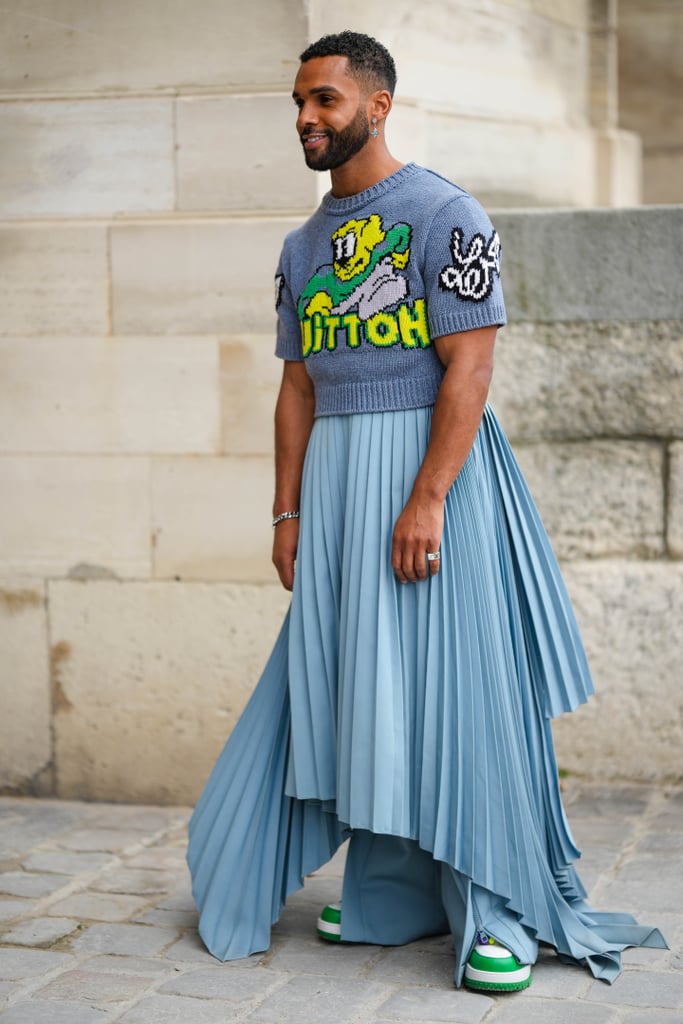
426,550 -> 441,562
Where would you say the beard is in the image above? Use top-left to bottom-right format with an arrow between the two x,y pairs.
301,107 -> 371,171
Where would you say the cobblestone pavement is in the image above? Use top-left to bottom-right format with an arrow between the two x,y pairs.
0,783 -> 680,1023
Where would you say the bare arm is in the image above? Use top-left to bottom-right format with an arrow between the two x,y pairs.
391,325 -> 497,584
272,360 -> 315,591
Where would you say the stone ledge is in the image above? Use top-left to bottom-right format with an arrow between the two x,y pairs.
493,206 -> 683,322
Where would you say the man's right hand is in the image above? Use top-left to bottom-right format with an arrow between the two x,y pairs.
272,519 -> 300,591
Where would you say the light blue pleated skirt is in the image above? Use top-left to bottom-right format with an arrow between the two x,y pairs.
187,404 -> 666,983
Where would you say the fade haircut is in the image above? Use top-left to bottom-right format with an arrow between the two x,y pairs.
299,31 -> 397,97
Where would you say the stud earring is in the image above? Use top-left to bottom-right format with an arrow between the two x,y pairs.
371,117 -> 379,138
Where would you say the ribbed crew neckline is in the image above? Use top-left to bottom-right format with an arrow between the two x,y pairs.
321,162 -> 421,215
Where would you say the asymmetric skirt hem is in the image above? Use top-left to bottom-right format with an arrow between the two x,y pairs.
186,406 -> 666,981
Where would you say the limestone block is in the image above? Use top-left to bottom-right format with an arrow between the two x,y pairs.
643,150 -> 683,206
0,337 -> 220,454
0,456 -> 151,578
220,338 -> 281,456
311,0 -> 588,122
493,207 -> 683,322
176,96 -> 315,213
593,128 -> 642,208
514,441 -> 664,559
668,442 -> 683,558
618,0 -> 683,147
49,580 -> 290,803
553,562 -> 683,782
0,1 -> 306,94
0,100 -> 173,218
386,103 -> 428,170
428,116 -> 595,208
111,219 -> 297,335
0,226 -> 107,335
489,320 -> 683,441
0,580 -> 51,791
151,455 -> 275,582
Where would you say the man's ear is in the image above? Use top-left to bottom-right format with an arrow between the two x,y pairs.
369,89 -> 393,122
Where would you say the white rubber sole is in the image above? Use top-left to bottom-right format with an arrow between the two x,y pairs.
464,962 -> 531,986
316,916 -> 341,938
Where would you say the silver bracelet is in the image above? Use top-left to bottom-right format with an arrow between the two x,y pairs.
272,510 -> 300,528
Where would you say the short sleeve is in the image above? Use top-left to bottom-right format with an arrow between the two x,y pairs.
423,194 -> 506,340
274,242 -> 304,361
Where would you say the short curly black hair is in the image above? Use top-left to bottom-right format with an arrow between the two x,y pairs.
299,31 -> 397,97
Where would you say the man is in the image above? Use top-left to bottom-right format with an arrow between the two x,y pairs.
187,31 -> 666,992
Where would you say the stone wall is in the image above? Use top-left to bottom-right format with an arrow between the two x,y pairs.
1,1 -> 681,803
488,207 -> 683,783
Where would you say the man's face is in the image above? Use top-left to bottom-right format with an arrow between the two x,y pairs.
292,56 -> 371,172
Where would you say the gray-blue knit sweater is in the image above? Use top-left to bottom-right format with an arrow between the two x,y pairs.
275,163 -> 506,417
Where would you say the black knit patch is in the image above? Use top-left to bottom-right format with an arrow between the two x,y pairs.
275,274 -> 285,310
438,228 -> 501,302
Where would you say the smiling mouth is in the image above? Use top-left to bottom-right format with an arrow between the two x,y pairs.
301,133 -> 328,149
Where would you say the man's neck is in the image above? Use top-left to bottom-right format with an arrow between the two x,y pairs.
328,148 -> 404,198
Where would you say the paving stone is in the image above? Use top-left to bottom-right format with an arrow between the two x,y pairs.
0,874 -> 70,898
34,967 -> 159,1004
486,998 -> 620,1023
0,1001 -> 109,1023
616,854 -> 681,883
565,785 -> 653,820
523,952 -> 592,998
597,876 -> 682,916
270,904 -> 331,943
134,908 -> 197,929
287,875 -> 345,908
55,829 -> 149,853
0,803 -> 95,859
364,947 -> 455,986
586,969 -> 683,1007
621,943 -> 675,967
83,954 -> 181,975
116,994 -> 245,1023
159,965 -> 281,1000
1,917 -> 80,947
0,948 -> 74,980
0,982 -> 20,1002
399,933 -> 455,955
570,819 -> 637,848
573,846 -> 621,875
124,848 -> 187,871
70,923 -> 179,956
377,985 -> 494,1022
622,1011 -> 683,1023
636,831 -> 683,854
164,933 -> 227,964
268,936 -> 383,977
154,892 -> 195,913
0,902 -> 29,923
85,807 -> 189,833
47,892 -> 150,923
21,851 -> 115,875
91,868 -> 183,895
248,975 -> 390,1024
